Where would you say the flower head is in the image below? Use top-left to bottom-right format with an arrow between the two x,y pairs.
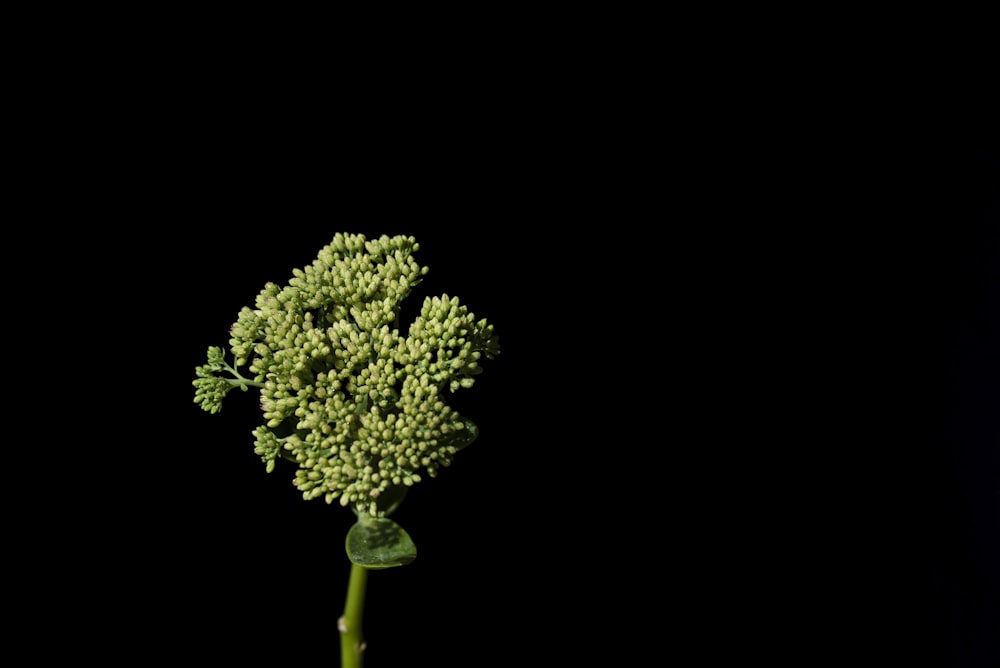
194,233 -> 499,516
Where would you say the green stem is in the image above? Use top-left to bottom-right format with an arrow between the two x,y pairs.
339,562 -> 369,668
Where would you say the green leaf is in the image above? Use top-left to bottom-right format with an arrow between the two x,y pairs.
345,516 -> 417,569
371,484 -> 409,517
443,416 -> 479,452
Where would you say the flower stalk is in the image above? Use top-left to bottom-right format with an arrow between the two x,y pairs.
339,563 -> 369,668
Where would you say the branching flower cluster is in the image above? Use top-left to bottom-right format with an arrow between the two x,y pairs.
193,233 -> 499,516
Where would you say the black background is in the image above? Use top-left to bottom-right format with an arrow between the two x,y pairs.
23,62 -> 996,665
5,14 -> 995,664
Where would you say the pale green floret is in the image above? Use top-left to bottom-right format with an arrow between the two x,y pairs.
193,233 -> 499,516
193,346 -> 265,413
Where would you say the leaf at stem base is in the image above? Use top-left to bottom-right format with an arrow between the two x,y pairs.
346,516 -> 417,569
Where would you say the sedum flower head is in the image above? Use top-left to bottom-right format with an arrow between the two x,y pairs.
193,233 -> 499,516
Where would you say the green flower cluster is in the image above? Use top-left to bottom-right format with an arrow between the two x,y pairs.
193,233 -> 499,516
